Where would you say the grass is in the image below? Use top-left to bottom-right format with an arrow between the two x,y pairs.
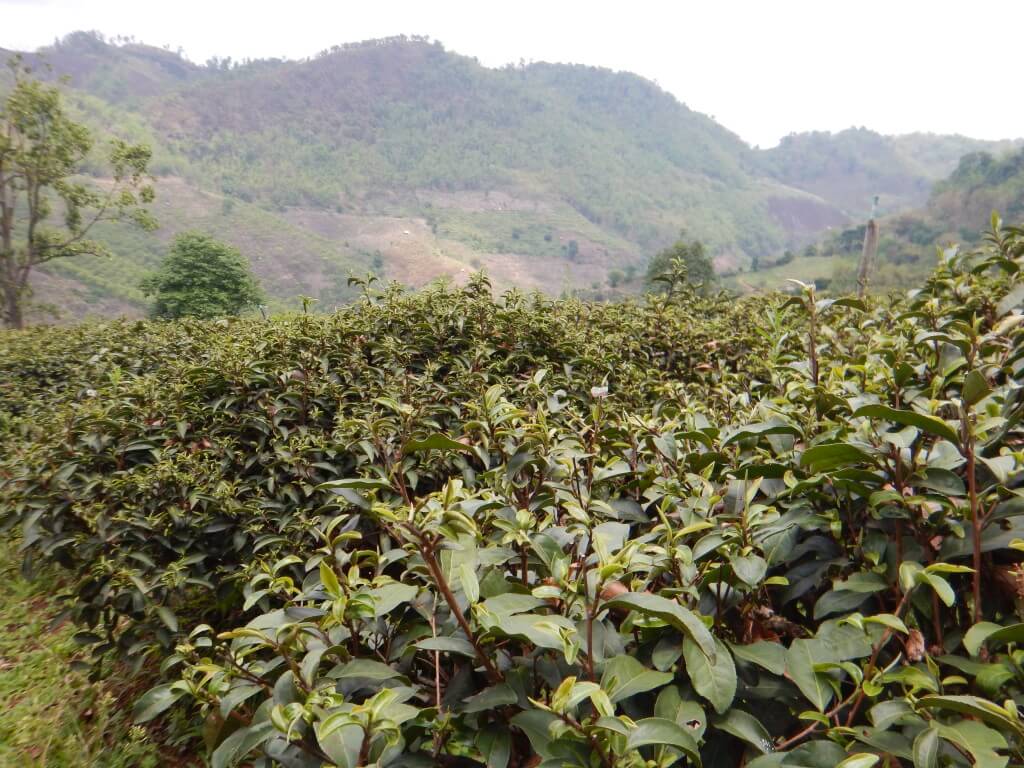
0,539 -> 168,768
725,254 -> 844,293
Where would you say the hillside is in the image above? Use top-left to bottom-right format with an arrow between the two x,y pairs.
3,32 -> 1021,319
755,127 -> 1021,218
730,144 -> 1024,294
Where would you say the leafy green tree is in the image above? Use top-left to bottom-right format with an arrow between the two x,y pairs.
141,232 -> 263,319
646,232 -> 715,296
0,58 -> 155,329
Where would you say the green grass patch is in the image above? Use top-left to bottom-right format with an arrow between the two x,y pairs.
0,540 -> 168,768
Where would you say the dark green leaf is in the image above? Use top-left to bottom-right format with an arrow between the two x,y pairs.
604,592 -> 715,661
405,433 -> 473,453
682,636 -> 735,714
852,404 -> 960,444
800,442 -> 875,473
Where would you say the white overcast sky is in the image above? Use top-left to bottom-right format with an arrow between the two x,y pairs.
2,0 -> 1021,147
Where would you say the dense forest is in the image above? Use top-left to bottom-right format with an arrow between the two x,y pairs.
1,31 -> 1020,320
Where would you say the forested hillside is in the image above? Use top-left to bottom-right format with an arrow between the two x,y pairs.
733,145 -> 1024,294
756,128 -> 1021,219
2,31 -> 1020,319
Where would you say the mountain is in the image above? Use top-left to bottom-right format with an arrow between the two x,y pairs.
3,32 -> 1021,319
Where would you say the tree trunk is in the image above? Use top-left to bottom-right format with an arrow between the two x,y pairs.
857,197 -> 880,298
2,272 -> 23,330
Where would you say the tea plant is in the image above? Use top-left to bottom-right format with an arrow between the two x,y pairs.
4,218 -> 1024,767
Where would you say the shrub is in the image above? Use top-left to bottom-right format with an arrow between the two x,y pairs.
5,217 -> 1024,767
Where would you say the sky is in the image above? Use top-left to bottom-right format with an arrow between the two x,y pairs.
1,0 -> 1021,148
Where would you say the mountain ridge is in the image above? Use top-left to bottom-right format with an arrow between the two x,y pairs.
3,31 -> 1021,319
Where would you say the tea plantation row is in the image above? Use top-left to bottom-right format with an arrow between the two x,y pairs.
3,222 -> 1024,767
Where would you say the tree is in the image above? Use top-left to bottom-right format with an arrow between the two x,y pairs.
645,232 -> 715,296
141,232 -> 263,319
0,58 -> 155,329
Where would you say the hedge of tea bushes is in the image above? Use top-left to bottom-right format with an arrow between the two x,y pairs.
4,223 -> 1024,767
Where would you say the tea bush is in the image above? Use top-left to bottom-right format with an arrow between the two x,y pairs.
4,219 -> 1024,767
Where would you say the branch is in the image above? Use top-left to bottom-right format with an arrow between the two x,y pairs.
417,531 -> 503,685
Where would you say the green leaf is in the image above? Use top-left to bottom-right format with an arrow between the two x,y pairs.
317,477 -> 392,491
600,655 -> 674,703
833,571 -> 889,593
482,593 -> 545,615
963,622 -> 1002,657
982,622 -> 1024,651
463,683 -> 518,713
831,297 -> 868,312
749,742 -> 846,768
476,728 -> 511,768
625,717 -> 701,761
593,716 -> 632,737
913,728 -> 939,768
416,636 -> 476,657
786,639 -> 834,712
155,605 -> 178,633
655,685 -> 706,739
919,571 -> 956,607
218,684 -> 262,720
963,370 -> 992,406
722,421 -> 801,446
604,592 -> 715,661
458,562 -> 480,603
919,467 -> 965,496
813,588 -> 868,620
510,710 -> 559,758
319,561 -> 342,600
869,700 -> 913,729
405,433 -> 473,453
133,683 -> 185,723
714,709 -> 773,754
211,721 -> 276,768
981,455 -> 1017,484
800,442 -> 875,473
836,755 -> 879,768
652,634 -> 684,672
997,283 -> 1024,317
369,582 -> 417,616
728,640 -> 786,675
916,695 -> 1023,735
489,613 -> 575,649
731,554 -> 768,587
934,719 -> 1008,768
853,404 -> 960,444
864,613 -> 908,634
330,659 -> 406,680
682,636 -> 735,715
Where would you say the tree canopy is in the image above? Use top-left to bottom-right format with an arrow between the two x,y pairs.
141,231 -> 263,319
645,233 -> 715,296
0,57 -> 155,329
